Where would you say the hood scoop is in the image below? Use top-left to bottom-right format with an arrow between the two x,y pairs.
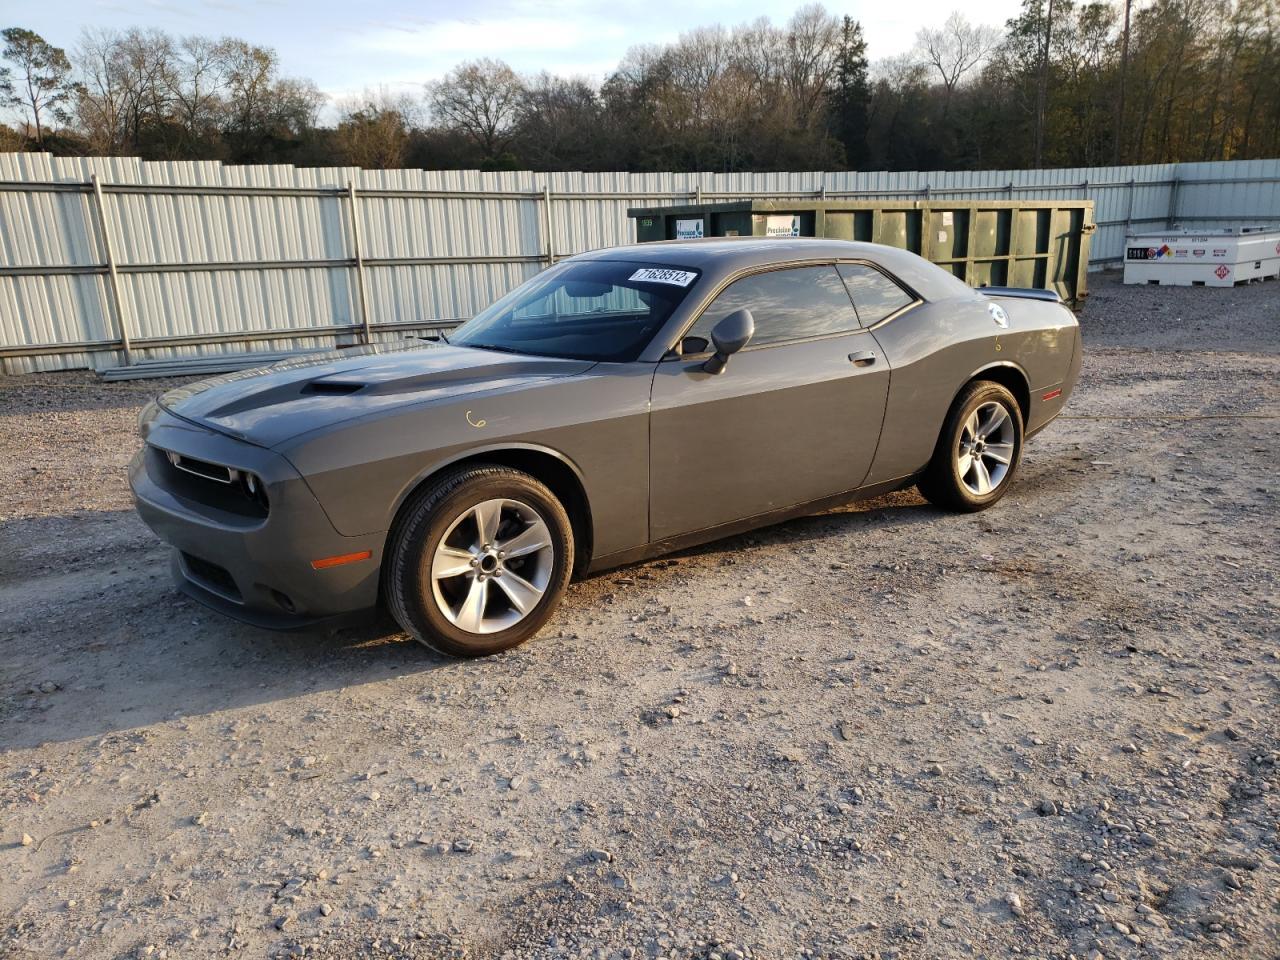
301,380 -> 364,396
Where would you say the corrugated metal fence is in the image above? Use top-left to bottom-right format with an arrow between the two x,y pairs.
1,152 -> 1277,373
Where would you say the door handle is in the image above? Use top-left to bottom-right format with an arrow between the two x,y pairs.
848,350 -> 877,367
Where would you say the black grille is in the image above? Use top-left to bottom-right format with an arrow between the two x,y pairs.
150,446 -> 268,520
181,553 -> 242,603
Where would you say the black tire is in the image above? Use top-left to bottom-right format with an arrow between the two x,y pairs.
385,465 -> 574,657
917,381 -> 1024,513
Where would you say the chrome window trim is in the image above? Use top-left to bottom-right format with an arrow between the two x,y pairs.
864,299 -> 925,331
832,259 -> 923,330
733,325 -> 875,354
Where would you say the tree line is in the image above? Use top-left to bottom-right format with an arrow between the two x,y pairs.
2,0 -> 1277,172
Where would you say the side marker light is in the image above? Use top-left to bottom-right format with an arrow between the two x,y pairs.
311,550 -> 372,570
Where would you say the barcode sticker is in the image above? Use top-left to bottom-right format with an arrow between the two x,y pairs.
629,268 -> 697,287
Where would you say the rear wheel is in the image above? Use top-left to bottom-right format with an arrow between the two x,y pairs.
918,381 -> 1023,512
385,465 -> 574,656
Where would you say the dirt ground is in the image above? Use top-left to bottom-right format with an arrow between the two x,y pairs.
1,272 -> 1277,960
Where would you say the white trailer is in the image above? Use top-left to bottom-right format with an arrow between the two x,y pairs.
1123,226 -> 1280,287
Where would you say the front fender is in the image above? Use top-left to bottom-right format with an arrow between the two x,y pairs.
383,441 -> 590,523
278,364 -> 653,559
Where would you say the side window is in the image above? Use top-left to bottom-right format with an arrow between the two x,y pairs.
686,265 -> 860,349
837,263 -> 915,325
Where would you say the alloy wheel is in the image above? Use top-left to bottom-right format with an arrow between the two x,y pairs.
429,498 -> 554,634
955,400 -> 1016,496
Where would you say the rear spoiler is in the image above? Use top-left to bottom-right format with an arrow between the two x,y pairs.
979,286 -> 1062,303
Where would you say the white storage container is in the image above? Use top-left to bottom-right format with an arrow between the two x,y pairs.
1123,226 -> 1280,286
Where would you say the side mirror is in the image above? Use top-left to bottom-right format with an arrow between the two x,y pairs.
702,309 -> 754,375
679,335 -> 709,356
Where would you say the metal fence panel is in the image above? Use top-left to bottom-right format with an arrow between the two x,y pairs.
1,153 -> 1276,373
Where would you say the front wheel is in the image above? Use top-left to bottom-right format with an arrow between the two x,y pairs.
917,381 -> 1024,512
385,465 -> 574,656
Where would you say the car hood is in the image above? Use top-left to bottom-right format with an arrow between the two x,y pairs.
156,341 -> 596,448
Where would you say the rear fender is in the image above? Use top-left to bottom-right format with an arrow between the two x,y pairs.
964,360 -> 1032,425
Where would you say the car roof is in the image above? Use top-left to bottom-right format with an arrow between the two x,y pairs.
568,237 -> 974,302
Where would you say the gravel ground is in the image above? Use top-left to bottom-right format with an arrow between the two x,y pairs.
1,271 -> 1277,960
1079,271 -> 1278,353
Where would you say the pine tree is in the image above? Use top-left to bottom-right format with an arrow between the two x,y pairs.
830,16 -> 870,169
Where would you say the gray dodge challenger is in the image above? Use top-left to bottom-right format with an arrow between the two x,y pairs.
131,238 -> 1081,656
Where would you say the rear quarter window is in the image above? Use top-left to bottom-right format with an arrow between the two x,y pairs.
837,264 -> 916,325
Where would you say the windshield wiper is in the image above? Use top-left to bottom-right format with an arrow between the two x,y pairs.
460,342 -> 531,356
419,330 -> 449,344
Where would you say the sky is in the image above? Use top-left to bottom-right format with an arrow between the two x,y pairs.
15,0 -> 1025,104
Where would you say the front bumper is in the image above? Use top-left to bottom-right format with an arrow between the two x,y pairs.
129,412 -> 385,630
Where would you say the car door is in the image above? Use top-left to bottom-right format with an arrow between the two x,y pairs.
648,264 -> 890,542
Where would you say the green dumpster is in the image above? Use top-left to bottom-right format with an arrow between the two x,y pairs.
627,199 -> 1095,303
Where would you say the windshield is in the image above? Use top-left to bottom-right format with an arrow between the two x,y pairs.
450,260 -> 701,363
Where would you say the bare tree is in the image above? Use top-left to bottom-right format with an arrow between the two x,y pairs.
873,52 -> 931,90
669,26 -> 731,128
734,15 -> 788,105
1,27 -> 73,143
427,59 -> 523,162
915,12 -> 1001,109
264,76 -> 324,136
220,38 -> 277,147
72,28 -> 130,152
72,28 -> 189,155
334,89 -> 417,168
167,35 -> 230,150
217,39 -> 322,156
518,73 -> 604,169
114,29 -> 177,150
784,4 -> 842,128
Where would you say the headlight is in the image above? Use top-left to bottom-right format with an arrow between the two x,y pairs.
238,471 -> 270,511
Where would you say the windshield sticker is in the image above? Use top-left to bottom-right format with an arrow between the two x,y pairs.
629,268 -> 697,287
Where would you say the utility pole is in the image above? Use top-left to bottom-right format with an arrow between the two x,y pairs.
1114,0 -> 1132,164
1034,0 -> 1055,166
